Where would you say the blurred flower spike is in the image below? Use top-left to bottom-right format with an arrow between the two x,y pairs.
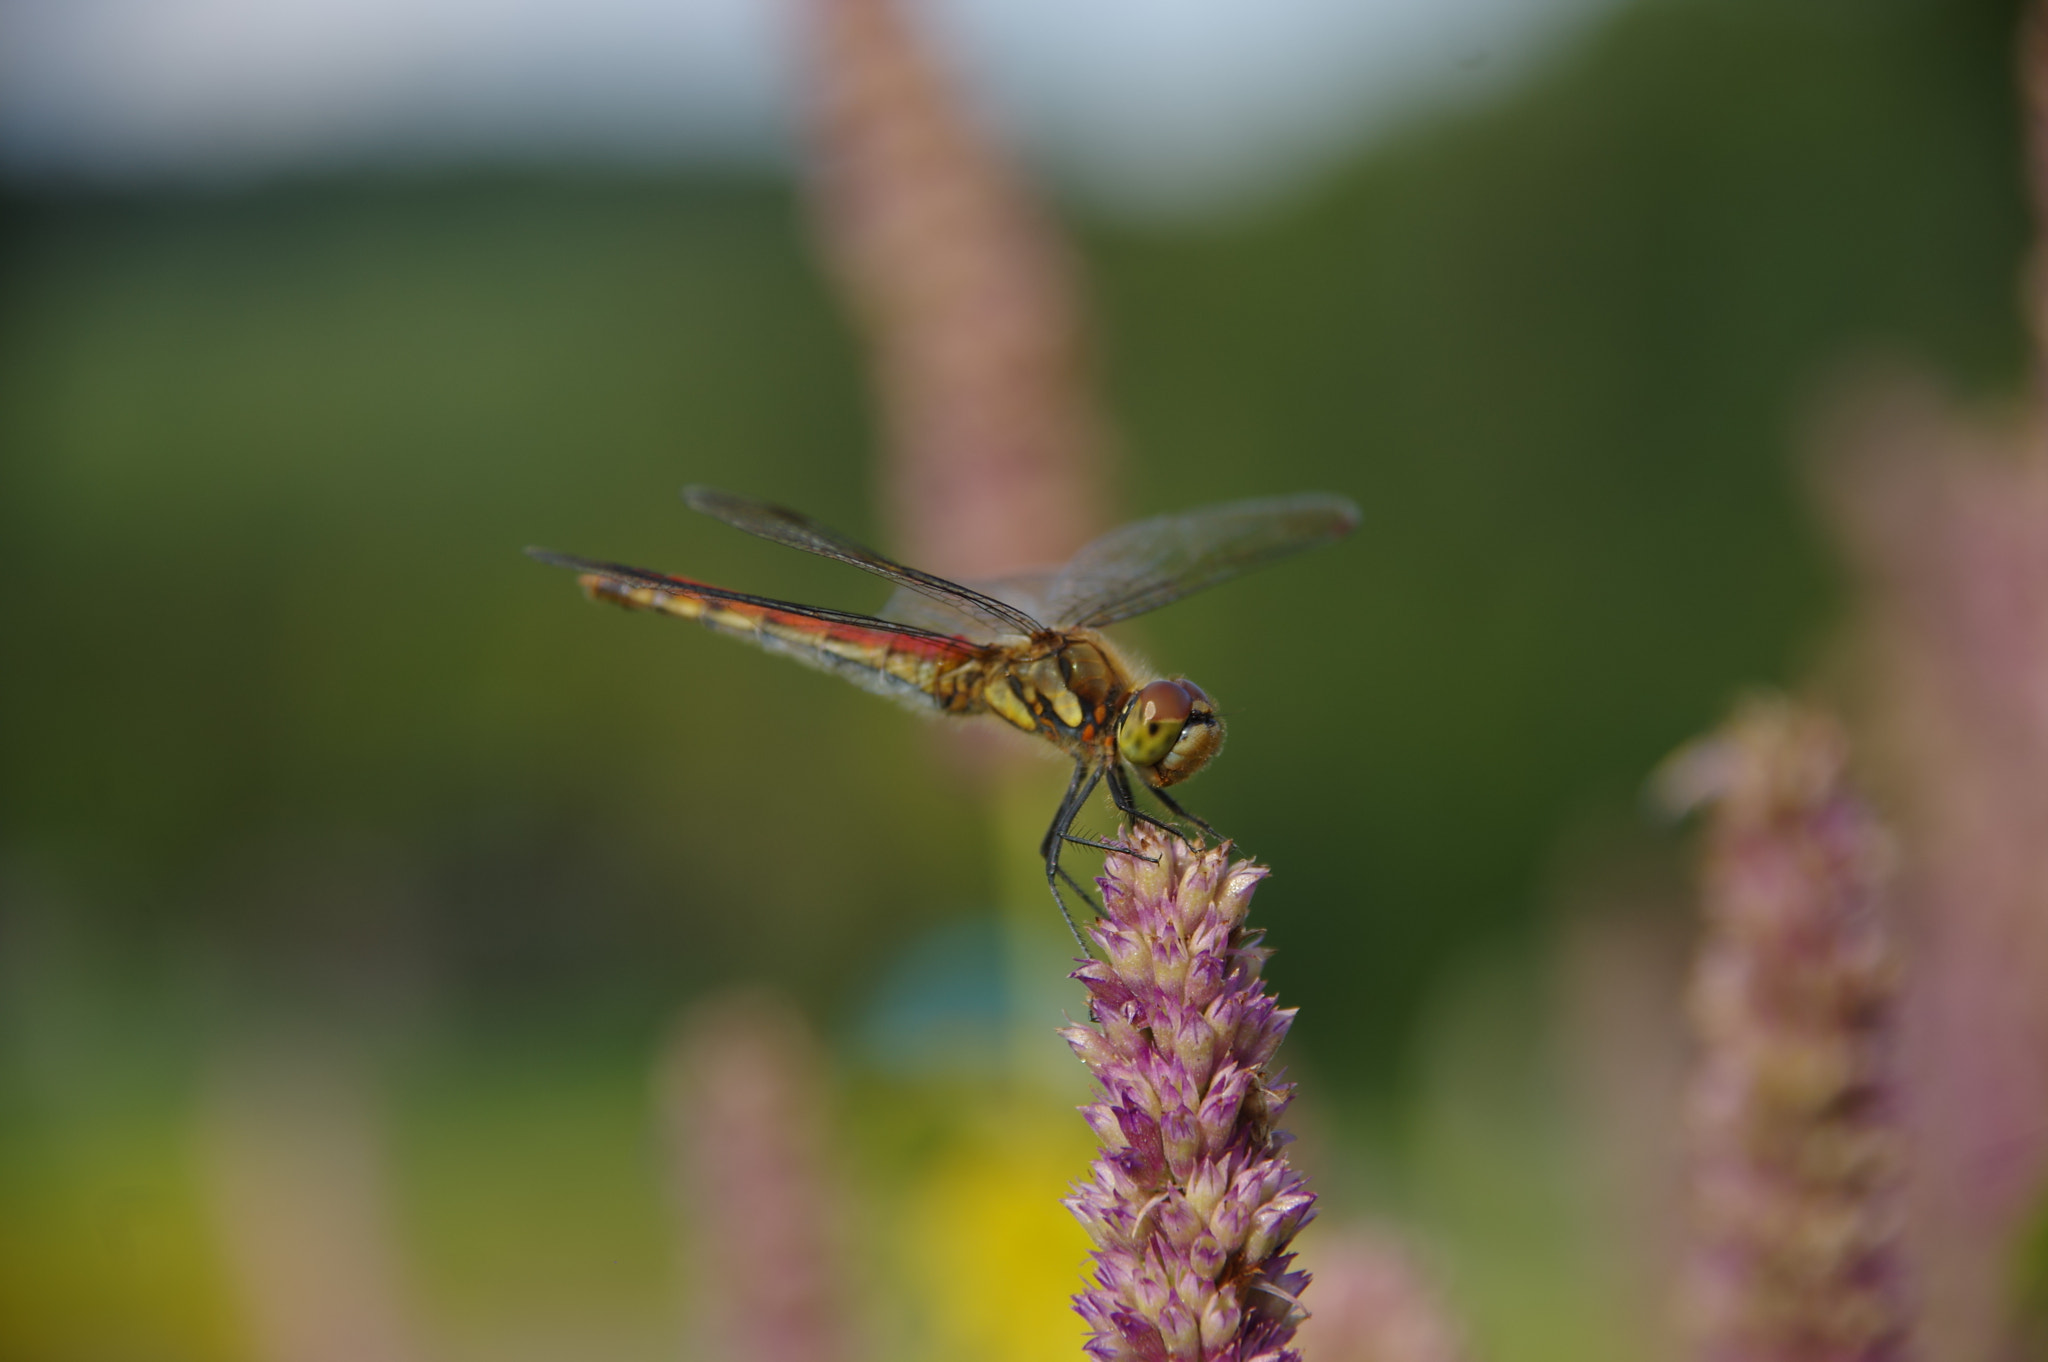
1062,825 -> 1316,1362
1662,696 -> 1912,1362
662,989 -> 851,1362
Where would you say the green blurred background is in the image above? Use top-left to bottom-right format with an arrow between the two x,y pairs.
0,0 -> 2030,1358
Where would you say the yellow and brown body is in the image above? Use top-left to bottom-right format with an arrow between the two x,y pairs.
582,575 -> 1222,790
580,573 -> 995,716
976,630 -> 1222,788
531,484 -> 1356,944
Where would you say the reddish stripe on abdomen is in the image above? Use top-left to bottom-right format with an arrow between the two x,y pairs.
580,575 -> 978,661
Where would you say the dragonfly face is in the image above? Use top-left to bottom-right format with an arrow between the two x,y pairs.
528,486 -> 1358,945
1117,678 -> 1221,788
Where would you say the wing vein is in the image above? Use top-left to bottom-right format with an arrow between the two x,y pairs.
1046,492 -> 1361,629
683,487 -> 1044,637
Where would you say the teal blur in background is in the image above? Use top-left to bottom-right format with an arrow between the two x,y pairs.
0,1 -> 2030,1357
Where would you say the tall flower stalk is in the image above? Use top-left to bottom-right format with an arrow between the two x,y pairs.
1817,373 -> 2048,1359
1063,825 -> 1316,1361
803,0 -> 1107,581
1660,697 -> 1911,1362
660,989 -> 851,1362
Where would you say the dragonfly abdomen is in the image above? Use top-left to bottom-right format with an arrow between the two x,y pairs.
579,575 -> 989,715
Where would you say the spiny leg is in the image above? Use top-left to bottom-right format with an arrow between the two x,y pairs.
1058,772 -> 1161,859
1036,760 -> 1094,865
1040,761 -> 1105,949
1142,781 -> 1223,845
1062,831 -> 1135,855
1055,862 -> 1102,917
1105,763 -> 1179,837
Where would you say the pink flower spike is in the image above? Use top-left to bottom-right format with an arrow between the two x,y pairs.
1663,696 -> 1912,1362
1065,826 -> 1314,1361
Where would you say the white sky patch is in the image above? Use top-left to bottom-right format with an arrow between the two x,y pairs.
0,0 -> 1621,215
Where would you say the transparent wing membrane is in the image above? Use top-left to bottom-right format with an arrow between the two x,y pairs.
879,570 -> 1055,639
1044,493 -> 1360,630
683,487 -> 1044,638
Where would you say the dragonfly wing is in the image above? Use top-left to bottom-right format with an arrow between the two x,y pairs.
1044,493 -> 1361,630
879,570 -> 1056,638
682,487 -> 1045,637
526,548 -> 986,714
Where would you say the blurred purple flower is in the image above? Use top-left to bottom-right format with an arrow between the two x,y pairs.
1816,371 -> 2048,1359
660,988 -> 852,1362
1292,1226 -> 1471,1362
200,1040 -> 426,1362
1062,825 -> 1315,1362
802,0 -> 1108,584
1660,697 -> 1911,1362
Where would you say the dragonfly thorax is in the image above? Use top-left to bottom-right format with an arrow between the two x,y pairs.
982,634 -> 1122,741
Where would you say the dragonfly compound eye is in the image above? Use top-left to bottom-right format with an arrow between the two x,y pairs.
1117,680 -> 1196,767
1155,695 -> 1224,786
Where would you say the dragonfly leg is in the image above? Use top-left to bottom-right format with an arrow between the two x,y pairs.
1041,762 -> 1106,949
1055,863 -> 1103,918
1062,831 -> 1136,854
1105,764 -> 1180,837
1055,771 -> 1162,859
1141,781 -> 1224,845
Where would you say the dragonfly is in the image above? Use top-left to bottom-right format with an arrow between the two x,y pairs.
527,487 -> 1359,941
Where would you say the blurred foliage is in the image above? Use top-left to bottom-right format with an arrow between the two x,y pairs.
0,0 -> 2030,1358
2017,1205 -> 2048,1357
1,0 -> 2023,1065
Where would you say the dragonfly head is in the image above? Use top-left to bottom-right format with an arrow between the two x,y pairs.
1117,679 -> 1224,788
